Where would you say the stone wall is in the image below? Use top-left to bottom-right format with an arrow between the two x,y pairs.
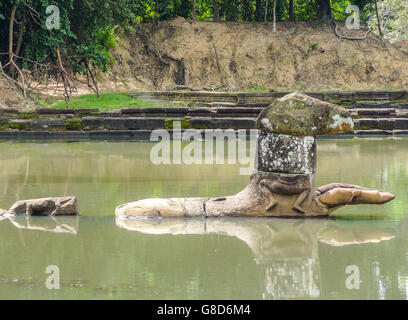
1,89 -> 408,139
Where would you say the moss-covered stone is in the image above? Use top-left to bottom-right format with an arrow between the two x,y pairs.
9,120 -> 32,131
330,99 -> 340,104
0,120 -> 9,131
18,112 -> 38,120
191,123 -> 210,129
76,110 -> 101,118
66,118 -> 82,130
165,119 -> 172,129
327,100 -> 355,108
181,119 -> 191,128
165,119 -> 191,129
256,92 -> 354,136
31,119 -> 66,131
341,101 -> 355,107
81,117 -> 104,130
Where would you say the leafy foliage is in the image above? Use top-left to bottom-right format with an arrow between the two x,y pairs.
366,0 -> 408,42
0,0 -> 143,77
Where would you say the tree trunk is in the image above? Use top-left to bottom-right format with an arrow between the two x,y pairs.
374,0 -> 383,38
8,4 -> 17,73
264,0 -> 268,22
14,15 -> 25,59
273,0 -> 277,32
8,4 -> 17,55
289,0 -> 295,21
192,0 -> 197,20
242,0 -> 251,21
12,10 -> 26,79
213,0 -> 220,22
255,0 -> 263,21
317,0 -> 331,23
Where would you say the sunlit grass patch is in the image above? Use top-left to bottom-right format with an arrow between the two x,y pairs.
49,93 -> 163,109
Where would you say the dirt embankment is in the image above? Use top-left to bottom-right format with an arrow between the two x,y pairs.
107,17 -> 408,92
0,76 -> 36,110
1,17 -> 408,110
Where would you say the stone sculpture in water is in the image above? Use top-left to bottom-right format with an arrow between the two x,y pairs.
1,196 -> 78,216
115,92 -> 395,218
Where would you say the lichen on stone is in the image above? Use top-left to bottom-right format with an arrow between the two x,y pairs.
256,92 -> 353,136
256,131 -> 316,174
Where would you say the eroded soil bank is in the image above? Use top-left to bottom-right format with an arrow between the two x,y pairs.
1,18 -> 408,110
107,18 -> 408,92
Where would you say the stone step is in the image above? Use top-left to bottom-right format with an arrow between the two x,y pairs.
356,118 -> 408,130
81,117 -> 256,130
110,107 -> 263,118
37,108 -> 99,115
6,106 -> 408,132
356,103 -> 408,109
354,129 -> 408,135
81,117 -> 165,131
396,110 -> 408,118
188,117 -> 255,129
193,102 -> 270,108
136,95 -> 408,110
215,107 -> 263,115
131,90 -> 408,105
353,108 -> 396,116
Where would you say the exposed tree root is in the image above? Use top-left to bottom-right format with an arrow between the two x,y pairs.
331,19 -> 371,41
167,84 -> 229,91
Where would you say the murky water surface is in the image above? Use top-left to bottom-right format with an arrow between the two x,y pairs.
0,138 -> 408,299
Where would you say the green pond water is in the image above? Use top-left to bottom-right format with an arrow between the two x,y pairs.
0,138 -> 408,299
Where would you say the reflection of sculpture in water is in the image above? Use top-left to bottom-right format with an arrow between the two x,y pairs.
116,217 -> 395,299
1,216 -> 78,234
115,93 -> 395,218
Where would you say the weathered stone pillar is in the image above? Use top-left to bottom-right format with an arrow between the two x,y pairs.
115,92 -> 395,218
256,131 -> 316,175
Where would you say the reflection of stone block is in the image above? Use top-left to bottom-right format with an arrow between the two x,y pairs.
256,131 -> 316,174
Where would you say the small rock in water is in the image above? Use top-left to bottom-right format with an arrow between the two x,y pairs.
8,196 -> 78,216
256,92 -> 353,136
